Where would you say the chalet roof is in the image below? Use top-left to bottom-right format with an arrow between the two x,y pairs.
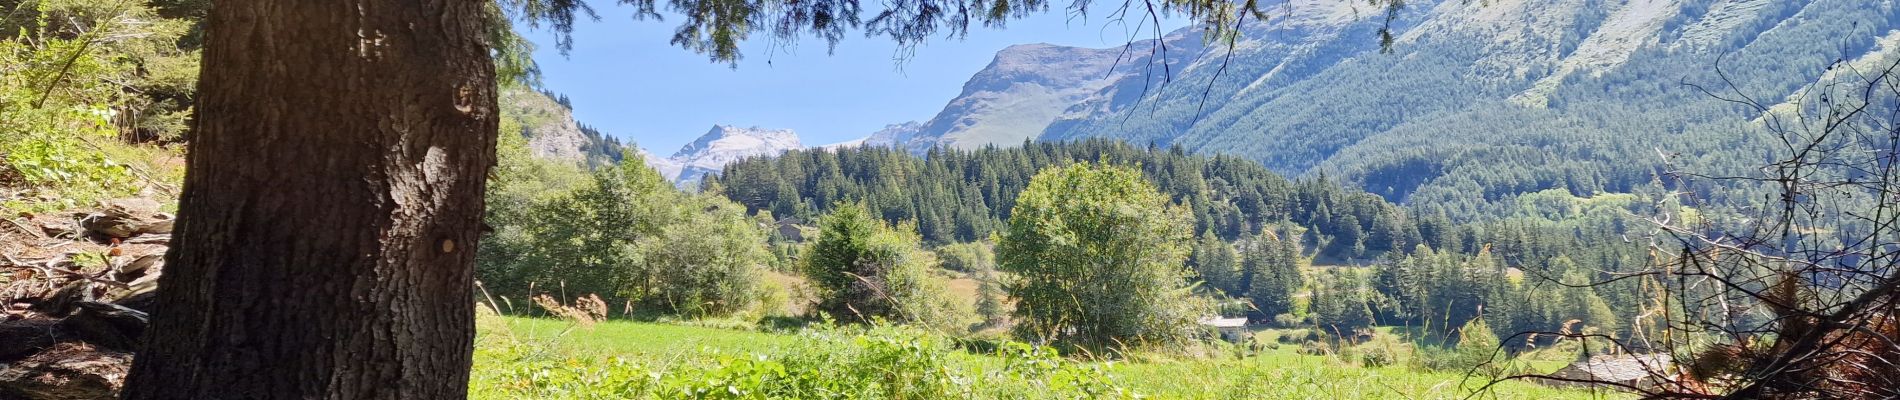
1198,317 -> 1248,329
1553,354 -> 1673,384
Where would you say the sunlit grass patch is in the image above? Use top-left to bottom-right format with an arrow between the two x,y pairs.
472,316 -> 1630,399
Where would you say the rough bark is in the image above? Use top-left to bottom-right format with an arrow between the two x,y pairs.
119,0 -> 498,398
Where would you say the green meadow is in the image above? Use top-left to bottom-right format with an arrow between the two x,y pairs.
470,316 -> 1628,399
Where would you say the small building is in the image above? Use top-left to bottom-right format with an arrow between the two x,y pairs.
1542,354 -> 1675,392
774,217 -> 806,242
1199,316 -> 1250,343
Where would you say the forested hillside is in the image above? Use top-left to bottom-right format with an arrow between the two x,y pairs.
882,0 -> 1897,219
712,140 -> 1416,251
716,139 -> 1666,251
712,136 -> 1662,356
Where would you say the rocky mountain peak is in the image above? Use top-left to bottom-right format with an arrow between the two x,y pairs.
861,121 -> 923,147
672,125 -> 803,160
655,125 -> 805,184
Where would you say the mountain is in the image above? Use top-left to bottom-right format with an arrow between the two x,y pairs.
499,91 -> 843,185
648,125 -> 805,183
634,147 -> 685,182
499,89 -> 790,184
500,87 -> 629,168
861,121 -> 923,147
882,38 -> 1201,153
898,0 -> 1899,216
649,123 -> 939,183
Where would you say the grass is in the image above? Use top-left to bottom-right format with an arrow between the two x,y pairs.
1107,345 -> 1621,399
473,316 -> 1632,399
487,317 -> 796,357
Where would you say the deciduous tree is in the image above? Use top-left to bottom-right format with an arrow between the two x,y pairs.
998,164 -> 1205,350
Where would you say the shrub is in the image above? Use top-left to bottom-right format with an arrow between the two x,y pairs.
1273,329 -> 1312,344
1454,317 -> 1506,375
934,241 -> 994,273
752,276 -> 792,319
0,0 -> 195,213
1271,313 -> 1304,328
1297,340 -> 1333,356
806,203 -> 972,331
629,196 -> 769,317
1359,345 -> 1396,368
1416,317 -> 1508,376
476,145 -> 770,319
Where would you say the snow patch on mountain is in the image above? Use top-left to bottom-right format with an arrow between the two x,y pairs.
655,125 -> 803,183
633,122 -> 934,183
862,121 -> 923,148
635,148 -> 685,182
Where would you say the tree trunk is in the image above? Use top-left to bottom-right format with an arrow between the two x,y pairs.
121,0 -> 496,398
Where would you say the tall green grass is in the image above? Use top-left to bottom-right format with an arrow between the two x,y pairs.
471,316 -> 1628,399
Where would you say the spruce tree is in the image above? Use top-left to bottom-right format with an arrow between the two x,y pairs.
1244,229 -> 1302,322
1190,230 -> 1242,295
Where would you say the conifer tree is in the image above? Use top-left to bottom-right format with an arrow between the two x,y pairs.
1190,230 -> 1242,295
1244,228 -> 1304,322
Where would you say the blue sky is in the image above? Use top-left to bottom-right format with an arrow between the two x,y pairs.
523,3 -> 1188,154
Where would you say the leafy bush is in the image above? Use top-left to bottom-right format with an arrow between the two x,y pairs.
476,134 -> 771,319
1297,341 -> 1333,356
805,203 -> 973,331
1,24 -> 128,208
1358,345 -> 1396,368
1415,317 -> 1508,376
934,241 -> 994,273
0,0 -> 197,212
630,198 -> 769,317
1271,313 -> 1304,328
1273,329 -> 1316,345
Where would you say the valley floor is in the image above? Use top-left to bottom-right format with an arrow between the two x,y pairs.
471,316 -> 1630,399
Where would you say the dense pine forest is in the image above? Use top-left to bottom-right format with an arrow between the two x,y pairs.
711,138 -> 1655,348
715,139 -> 1409,247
